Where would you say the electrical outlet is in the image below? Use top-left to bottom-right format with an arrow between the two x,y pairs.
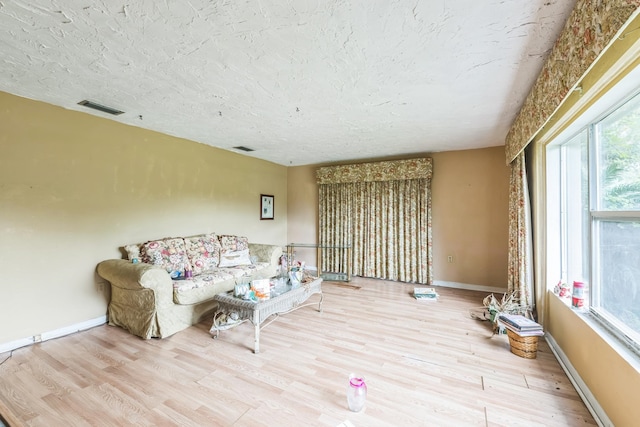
447,255 -> 453,263
33,334 -> 42,343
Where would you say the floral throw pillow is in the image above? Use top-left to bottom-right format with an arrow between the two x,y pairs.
218,235 -> 249,253
140,238 -> 191,277
184,234 -> 221,274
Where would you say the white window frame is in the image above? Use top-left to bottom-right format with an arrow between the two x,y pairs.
547,65 -> 640,357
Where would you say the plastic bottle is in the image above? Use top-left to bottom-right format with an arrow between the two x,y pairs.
347,374 -> 367,412
572,280 -> 585,308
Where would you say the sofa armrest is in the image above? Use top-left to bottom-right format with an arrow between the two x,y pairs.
97,259 -> 172,292
249,243 -> 283,269
97,259 -> 177,339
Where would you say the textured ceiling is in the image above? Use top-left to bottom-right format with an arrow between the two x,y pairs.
0,0 -> 576,166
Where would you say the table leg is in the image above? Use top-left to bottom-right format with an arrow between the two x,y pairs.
253,306 -> 260,354
254,322 -> 260,354
211,311 -> 222,339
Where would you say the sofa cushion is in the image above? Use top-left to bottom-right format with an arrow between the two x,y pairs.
218,235 -> 249,253
172,270 -> 235,304
219,263 -> 269,277
218,249 -> 252,267
172,263 -> 272,304
184,233 -> 221,275
140,238 -> 191,277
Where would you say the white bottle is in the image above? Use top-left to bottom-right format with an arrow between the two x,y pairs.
347,374 -> 367,412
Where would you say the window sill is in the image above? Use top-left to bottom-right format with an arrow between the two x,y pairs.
549,292 -> 640,371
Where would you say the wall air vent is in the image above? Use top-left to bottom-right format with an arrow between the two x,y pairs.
233,146 -> 255,152
77,100 -> 125,115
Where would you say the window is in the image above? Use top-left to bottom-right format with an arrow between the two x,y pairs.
549,88 -> 640,353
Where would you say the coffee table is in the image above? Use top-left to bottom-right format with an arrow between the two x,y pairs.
210,277 -> 323,353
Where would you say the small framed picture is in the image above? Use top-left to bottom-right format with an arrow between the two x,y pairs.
260,194 -> 274,220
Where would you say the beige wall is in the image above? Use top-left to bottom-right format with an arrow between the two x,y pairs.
547,293 -> 640,426
0,91 -> 287,344
431,147 -> 509,288
287,147 -> 510,289
1,91 -> 508,347
286,166 -> 319,268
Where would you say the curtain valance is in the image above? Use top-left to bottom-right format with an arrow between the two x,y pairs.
316,158 -> 432,184
505,1 -> 640,164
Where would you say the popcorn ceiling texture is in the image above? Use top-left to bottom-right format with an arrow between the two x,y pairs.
0,0 -> 574,166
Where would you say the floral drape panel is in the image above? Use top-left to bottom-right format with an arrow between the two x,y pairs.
317,159 -> 432,285
505,1 -> 640,164
507,152 -> 534,309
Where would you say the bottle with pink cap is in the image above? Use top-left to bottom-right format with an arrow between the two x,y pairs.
347,373 -> 367,412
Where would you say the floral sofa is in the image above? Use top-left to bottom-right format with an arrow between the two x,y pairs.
96,233 -> 282,339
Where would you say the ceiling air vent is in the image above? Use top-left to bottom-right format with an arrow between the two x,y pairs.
77,100 -> 124,115
233,146 -> 255,152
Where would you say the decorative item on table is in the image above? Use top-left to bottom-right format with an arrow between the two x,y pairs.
289,260 -> 305,288
279,254 -> 288,272
214,311 -> 241,327
251,278 -> 271,300
234,274 -> 252,298
347,373 -> 367,412
413,287 -> 438,301
234,283 -> 250,298
269,277 -> 288,297
289,270 -> 303,288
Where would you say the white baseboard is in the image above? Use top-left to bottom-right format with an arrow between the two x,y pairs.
434,280 -> 506,294
0,315 -> 107,355
545,333 -> 611,427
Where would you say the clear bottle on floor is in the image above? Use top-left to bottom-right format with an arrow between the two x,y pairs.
347,374 -> 367,412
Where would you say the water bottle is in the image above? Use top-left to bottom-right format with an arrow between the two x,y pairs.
347,374 -> 367,412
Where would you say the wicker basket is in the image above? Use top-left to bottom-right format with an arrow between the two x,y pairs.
506,329 -> 539,359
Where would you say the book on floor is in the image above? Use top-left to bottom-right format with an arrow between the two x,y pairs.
414,287 -> 438,300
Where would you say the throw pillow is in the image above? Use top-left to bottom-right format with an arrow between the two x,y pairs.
124,244 -> 140,262
184,233 -> 221,275
218,249 -> 252,267
218,235 -> 249,253
140,238 -> 191,277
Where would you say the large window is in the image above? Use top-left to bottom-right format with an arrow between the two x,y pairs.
549,88 -> 640,352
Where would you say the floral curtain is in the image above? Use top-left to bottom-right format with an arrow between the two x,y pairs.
507,152 -> 534,309
505,1 -> 640,164
317,158 -> 433,284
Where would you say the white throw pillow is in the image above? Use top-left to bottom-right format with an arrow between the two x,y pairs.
218,249 -> 252,267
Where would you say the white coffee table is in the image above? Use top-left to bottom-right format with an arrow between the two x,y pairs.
210,277 -> 323,353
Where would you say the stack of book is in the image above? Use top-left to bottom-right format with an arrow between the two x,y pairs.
498,314 -> 544,336
413,287 -> 438,301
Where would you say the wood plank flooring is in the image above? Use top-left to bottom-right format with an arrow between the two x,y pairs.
0,278 -> 596,426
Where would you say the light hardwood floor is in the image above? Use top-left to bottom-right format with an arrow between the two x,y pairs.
0,278 -> 596,426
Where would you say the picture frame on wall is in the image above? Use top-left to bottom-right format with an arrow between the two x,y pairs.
260,194 -> 274,220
